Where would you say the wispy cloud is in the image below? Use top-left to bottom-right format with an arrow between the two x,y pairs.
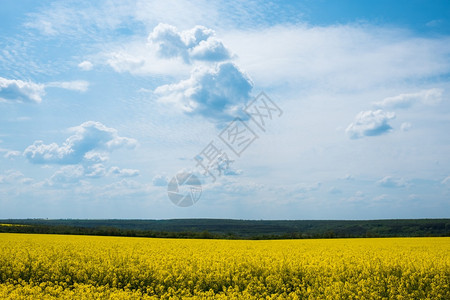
222,26 -> 450,89
374,88 -> 443,109
0,170 -> 33,185
46,80 -> 90,92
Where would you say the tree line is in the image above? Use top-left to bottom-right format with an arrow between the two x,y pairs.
1,218 -> 449,239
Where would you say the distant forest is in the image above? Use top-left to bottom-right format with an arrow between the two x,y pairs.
1,218 -> 449,239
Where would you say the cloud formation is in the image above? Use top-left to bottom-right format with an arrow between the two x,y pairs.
78,60 -> 93,71
346,110 -> 395,139
152,175 -> 168,186
46,80 -> 90,92
48,165 -> 85,185
148,23 -> 231,63
374,88 -> 443,109
0,77 -> 90,103
24,121 -> 137,164
155,62 -> 253,121
0,77 -> 45,103
0,170 -> 33,185
377,176 -> 408,188
45,164 -> 140,187
109,167 -> 140,177
222,26 -> 450,90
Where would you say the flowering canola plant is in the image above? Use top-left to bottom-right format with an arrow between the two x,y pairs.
0,233 -> 448,299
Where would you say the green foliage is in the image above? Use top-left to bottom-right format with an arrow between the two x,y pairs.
0,219 -> 448,239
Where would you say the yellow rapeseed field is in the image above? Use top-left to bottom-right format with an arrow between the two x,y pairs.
0,233 -> 448,299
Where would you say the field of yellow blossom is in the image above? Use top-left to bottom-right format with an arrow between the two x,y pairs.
0,233 -> 448,299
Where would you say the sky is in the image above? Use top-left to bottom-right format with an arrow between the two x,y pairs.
0,0 -> 449,220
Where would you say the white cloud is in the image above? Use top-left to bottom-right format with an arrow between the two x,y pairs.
148,23 -> 231,63
4,150 -> 21,159
83,152 -> 109,163
107,51 -> 146,74
0,77 -> 45,103
109,167 -> 140,177
85,164 -> 108,178
24,121 -> 137,164
377,176 -> 408,188
0,77 -> 90,104
222,26 -> 450,90
373,194 -> 390,202
78,60 -> 93,71
45,164 -> 140,187
48,165 -> 85,186
25,19 -> 57,35
346,110 -> 395,139
0,170 -> 33,185
155,62 -> 253,121
0,148 -> 21,160
105,23 -> 232,76
148,23 -> 191,61
46,80 -> 90,92
152,174 -> 168,186
189,37 -> 231,62
400,122 -> 412,132
374,88 -> 443,109
346,191 -> 366,203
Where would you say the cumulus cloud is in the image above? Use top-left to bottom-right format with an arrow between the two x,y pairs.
0,77 -> 45,103
0,77 -> 90,103
377,176 -> 408,188
346,110 -> 395,139
46,80 -> 89,92
374,88 -> 443,109
78,60 -> 93,71
155,62 -> 253,121
24,121 -> 137,164
104,23 -> 232,76
109,166 -> 140,177
148,23 -> 190,61
148,23 -> 231,63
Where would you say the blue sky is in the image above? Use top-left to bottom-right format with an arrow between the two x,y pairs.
1,0 -> 449,219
